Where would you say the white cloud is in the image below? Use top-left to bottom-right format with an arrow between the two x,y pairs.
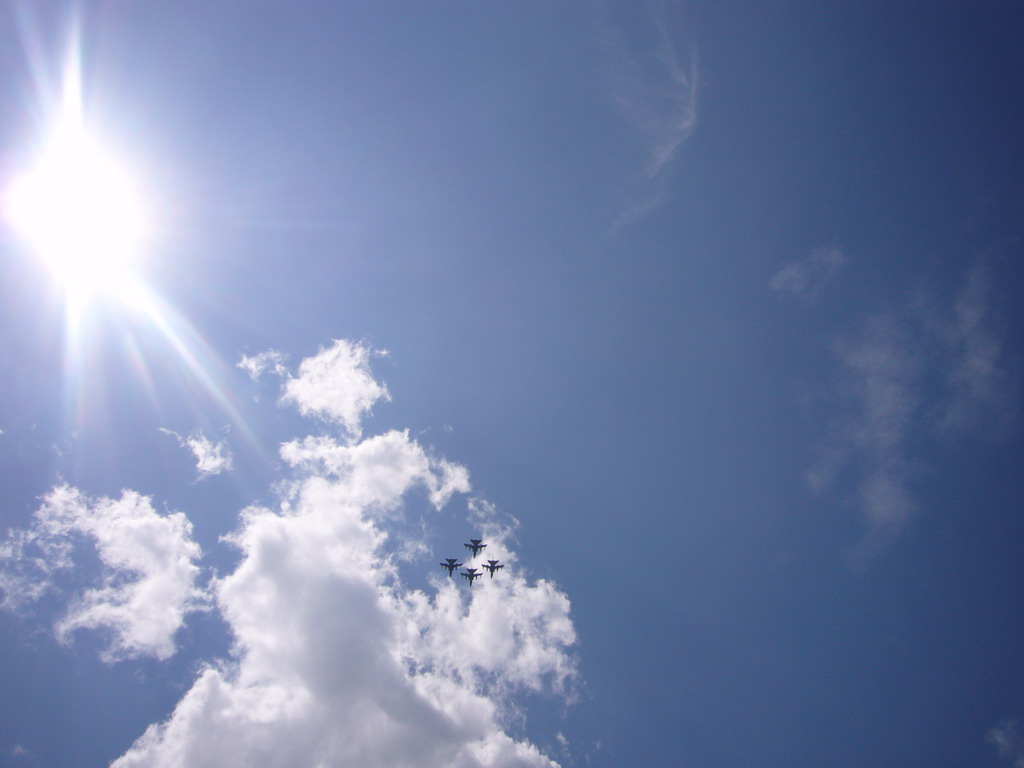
842,317 -> 921,543
281,339 -> 391,441
280,431 -> 470,512
237,349 -> 288,380
807,265 -> 1018,554
935,265 -> 1018,435
10,744 -> 33,764
601,1 -> 697,225
0,485 -> 206,661
188,434 -> 233,478
807,314 -> 920,545
855,467 -> 916,548
161,428 -> 233,480
987,718 -> 1024,767
622,6 -> 697,181
837,315 -> 920,457
111,340 -> 576,767
769,246 -> 847,300
0,526 -> 71,611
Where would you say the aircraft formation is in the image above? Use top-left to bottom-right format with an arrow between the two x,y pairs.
439,538 -> 504,587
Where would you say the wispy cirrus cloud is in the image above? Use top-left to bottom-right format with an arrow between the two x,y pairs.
805,265 -> 1018,558
769,246 -> 847,301
600,1 -> 698,226
0,485 -> 206,661
109,340 -> 576,767
161,428 -> 233,479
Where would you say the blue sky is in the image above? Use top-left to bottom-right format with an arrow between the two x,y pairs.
2,2 -> 1024,766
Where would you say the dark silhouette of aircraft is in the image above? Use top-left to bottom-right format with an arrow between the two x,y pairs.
461,567 -> 482,586
482,560 -> 504,578
464,539 -> 487,558
440,558 -> 463,577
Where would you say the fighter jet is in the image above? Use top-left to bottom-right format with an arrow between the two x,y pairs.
482,560 -> 504,578
464,539 -> 487,558
440,558 -> 463,577
461,567 -> 482,586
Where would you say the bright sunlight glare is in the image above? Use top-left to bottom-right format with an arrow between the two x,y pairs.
0,25 -> 257,453
2,55 -> 149,303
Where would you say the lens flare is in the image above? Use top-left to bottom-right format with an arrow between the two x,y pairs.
6,19 -> 270,476
3,45 -> 149,304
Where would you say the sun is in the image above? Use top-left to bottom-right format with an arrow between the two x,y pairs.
4,121 -> 149,302
3,58 -> 150,304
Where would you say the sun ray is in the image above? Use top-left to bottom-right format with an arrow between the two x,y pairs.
124,284 -> 272,465
2,24 -> 272,470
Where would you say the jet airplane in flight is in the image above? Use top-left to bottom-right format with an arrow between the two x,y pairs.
440,558 -> 463,577
461,568 -> 482,586
464,539 -> 487,558
482,560 -> 504,578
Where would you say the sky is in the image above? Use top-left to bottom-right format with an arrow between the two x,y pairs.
1,2 -> 1023,766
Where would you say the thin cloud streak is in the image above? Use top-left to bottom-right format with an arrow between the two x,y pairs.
601,1 -> 698,226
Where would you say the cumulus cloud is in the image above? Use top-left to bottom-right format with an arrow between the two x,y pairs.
112,340 -> 576,767
0,485 -> 206,661
280,431 -> 470,511
280,339 -> 391,441
807,266 -> 1018,556
237,349 -> 288,380
769,246 -> 847,300
161,428 -> 234,479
